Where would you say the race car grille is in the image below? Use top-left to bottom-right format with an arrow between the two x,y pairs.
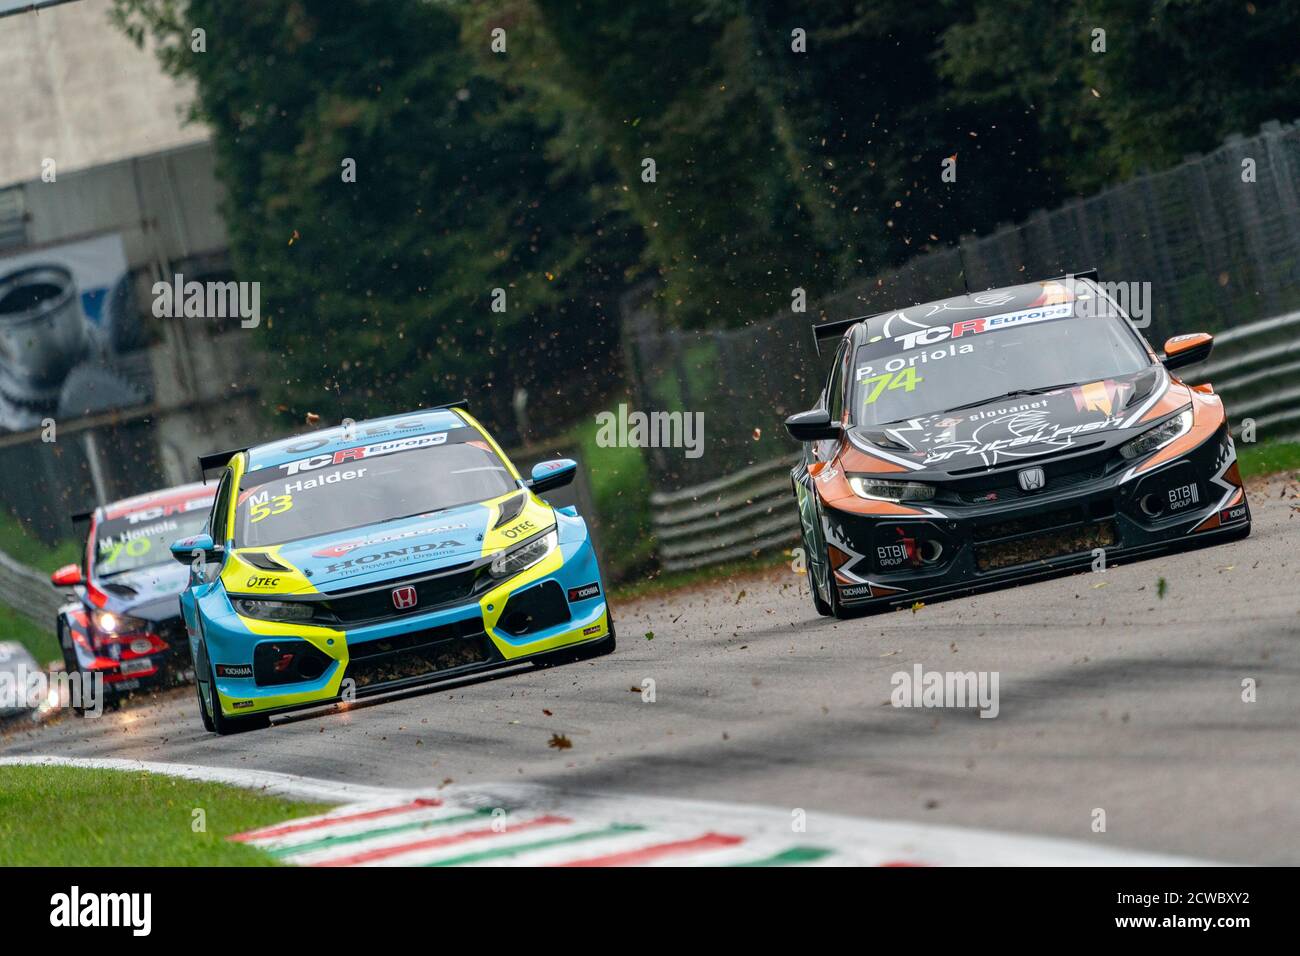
343,618 -> 494,689
317,563 -> 488,624
946,455 -> 1110,504
975,519 -> 1117,571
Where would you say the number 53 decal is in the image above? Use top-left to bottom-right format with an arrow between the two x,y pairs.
250,495 -> 294,523
860,367 -> 922,405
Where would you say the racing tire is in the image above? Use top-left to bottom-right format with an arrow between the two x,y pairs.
577,627 -> 617,659
203,656 -> 270,735
796,480 -> 834,617
807,491 -> 861,619
195,676 -> 216,733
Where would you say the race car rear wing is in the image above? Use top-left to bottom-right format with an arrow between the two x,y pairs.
811,313 -> 878,355
198,448 -> 245,482
809,268 -> 1100,355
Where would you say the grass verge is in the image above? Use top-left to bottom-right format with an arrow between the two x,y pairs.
1237,440 -> 1300,479
572,415 -> 656,581
0,764 -> 329,866
0,509 -> 80,574
0,604 -> 60,665
0,510 -> 77,663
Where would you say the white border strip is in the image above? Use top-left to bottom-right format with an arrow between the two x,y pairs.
0,756 -> 1216,867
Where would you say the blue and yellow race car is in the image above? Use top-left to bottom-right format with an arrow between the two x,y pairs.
172,403 -> 613,733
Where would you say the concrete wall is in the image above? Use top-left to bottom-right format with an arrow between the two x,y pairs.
0,0 -> 209,188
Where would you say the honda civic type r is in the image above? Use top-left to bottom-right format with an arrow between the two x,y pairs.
173,403 -> 613,733
51,482 -> 217,706
786,272 -> 1250,619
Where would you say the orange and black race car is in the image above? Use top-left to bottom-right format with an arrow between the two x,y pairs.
785,271 -> 1250,618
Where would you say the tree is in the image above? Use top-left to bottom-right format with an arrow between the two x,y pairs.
113,0 -> 639,437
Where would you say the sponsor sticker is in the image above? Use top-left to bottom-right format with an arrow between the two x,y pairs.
876,545 -> 909,568
582,624 -> 603,636
501,519 -> 538,540
322,540 -> 466,576
313,521 -> 470,558
838,583 -> 872,599
890,303 -> 1074,351
216,664 -> 253,678
118,657 -> 153,676
567,582 -> 601,602
232,700 -> 255,710
1220,504 -> 1247,523
277,433 -> 449,477
122,497 -> 212,524
1168,482 -> 1200,512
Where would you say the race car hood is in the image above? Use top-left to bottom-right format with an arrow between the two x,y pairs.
90,562 -> 192,623
224,493 -> 555,596
846,369 -> 1179,479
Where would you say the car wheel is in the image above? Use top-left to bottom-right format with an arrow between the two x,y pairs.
801,521 -> 833,617
195,674 -> 216,733
796,481 -> 834,617
205,655 -> 269,735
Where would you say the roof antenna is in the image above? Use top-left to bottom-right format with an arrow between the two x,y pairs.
957,239 -> 972,297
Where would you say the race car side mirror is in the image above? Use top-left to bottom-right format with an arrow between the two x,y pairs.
171,533 -> 222,567
528,458 -> 577,493
1161,332 -> 1213,370
785,408 -> 842,442
50,564 -> 83,587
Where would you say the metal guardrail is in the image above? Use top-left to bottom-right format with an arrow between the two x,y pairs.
1187,309 -> 1300,440
649,310 -> 1300,572
651,457 -> 800,571
0,548 -> 63,632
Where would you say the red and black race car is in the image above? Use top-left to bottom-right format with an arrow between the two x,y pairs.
50,482 -> 216,706
786,271 -> 1250,618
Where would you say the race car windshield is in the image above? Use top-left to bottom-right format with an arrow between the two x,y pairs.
94,510 -> 211,576
852,311 -> 1149,427
234,440 -> 518,548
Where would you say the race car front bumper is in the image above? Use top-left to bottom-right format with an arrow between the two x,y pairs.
201,515 -> 610,719
821,425 -> 1250,610
62,610 -> 193,696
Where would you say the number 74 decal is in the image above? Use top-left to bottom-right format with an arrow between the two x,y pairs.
859,367 -> 922,405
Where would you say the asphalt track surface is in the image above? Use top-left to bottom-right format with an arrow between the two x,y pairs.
4,473 -> 1298,864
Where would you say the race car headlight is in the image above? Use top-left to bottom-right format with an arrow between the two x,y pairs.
1119,407 -> 1193,461
93,611 -> 147,636
234,599 -> 316,623
848,477 -> 935,502
490,528 -> 558,579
